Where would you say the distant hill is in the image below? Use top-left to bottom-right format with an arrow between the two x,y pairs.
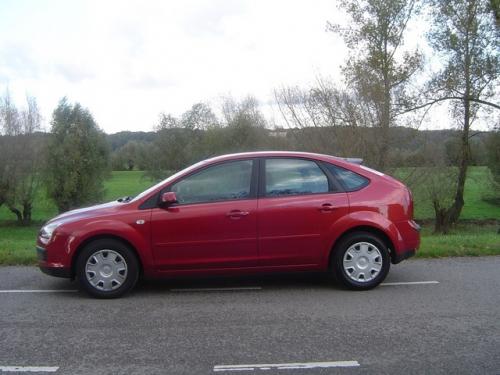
106,131 -> 156,151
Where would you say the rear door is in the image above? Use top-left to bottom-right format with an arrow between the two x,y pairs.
257,158 -> 349,266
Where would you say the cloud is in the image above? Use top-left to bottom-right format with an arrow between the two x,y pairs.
0,43 -> 40,80
53,62 -> 96,83
0,0 -> 354,133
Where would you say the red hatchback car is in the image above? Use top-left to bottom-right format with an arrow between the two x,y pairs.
37,151 -> 420,298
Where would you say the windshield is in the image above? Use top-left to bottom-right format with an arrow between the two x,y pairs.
130,159 -> 209,203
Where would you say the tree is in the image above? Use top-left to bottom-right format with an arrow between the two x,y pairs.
111,140 -> 149,171
45,98 -> 109,213
274,82 -> 379,163
329,0 -> 422,170
0,91 -> 44,224
426,0 -> 499,233
218,96 -> 269,152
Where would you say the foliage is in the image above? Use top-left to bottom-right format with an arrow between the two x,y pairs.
111,140 -> 149,171
45,98 -> 110,213
0,91 -> 45,224
145,97 -> 270,179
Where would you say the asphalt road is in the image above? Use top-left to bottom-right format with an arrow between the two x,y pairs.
0,257 -> 499,374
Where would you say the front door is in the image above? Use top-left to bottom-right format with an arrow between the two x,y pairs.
151,159 -> 259,270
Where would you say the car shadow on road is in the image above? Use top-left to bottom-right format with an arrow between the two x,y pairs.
43,272 -> 362,299
134,271 -> 343,294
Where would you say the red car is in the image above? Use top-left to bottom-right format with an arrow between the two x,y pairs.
37,151 -> 420,298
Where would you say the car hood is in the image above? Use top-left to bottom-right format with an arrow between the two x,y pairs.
48,201 -> 123,225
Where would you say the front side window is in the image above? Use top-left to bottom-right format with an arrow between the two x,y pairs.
265,158 -> 329,197
171,160 -> 253,204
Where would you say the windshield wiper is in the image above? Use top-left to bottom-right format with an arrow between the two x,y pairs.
117,196 -> 133,203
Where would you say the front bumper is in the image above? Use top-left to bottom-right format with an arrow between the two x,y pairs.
37,246 -> 72,278
39,265 -> 72,278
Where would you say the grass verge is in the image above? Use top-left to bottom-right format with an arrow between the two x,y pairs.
416,224 -> 500,258
0,224 -> 40,265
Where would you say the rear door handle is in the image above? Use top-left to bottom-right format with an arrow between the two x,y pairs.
226,210 -> 250,219
318,203 -> 335,212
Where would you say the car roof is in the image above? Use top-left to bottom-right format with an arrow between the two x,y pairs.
200,151 -> 358,169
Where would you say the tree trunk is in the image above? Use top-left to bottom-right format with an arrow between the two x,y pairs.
433,199 -> 451,234
379,65 -> 391,172
22,201 -> 32,225
433,97 -> 471,234
8,206 -> 23,224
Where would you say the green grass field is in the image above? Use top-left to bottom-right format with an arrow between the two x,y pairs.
0,167 -> 499,265
0,171 -> 155,222
398,166 -> 500,220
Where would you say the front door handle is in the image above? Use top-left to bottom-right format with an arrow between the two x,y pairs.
226,210 -> 250,219
318,203 -> 335,212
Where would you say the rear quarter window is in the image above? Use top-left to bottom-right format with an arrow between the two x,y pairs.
325,164 -> 370,192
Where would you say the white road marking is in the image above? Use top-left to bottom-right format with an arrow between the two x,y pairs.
381,281 -> 439,286
0,366 -> 59,372
213,361 -> 360,372
170,287 -> 262,292
0,290 -> 77,293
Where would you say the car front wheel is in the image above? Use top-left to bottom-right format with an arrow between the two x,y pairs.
76,239 -> 139,298
331,232 -> 390,290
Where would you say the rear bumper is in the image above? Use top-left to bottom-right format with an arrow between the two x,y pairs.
392,220 -> 420,264
392,248 -> 416,264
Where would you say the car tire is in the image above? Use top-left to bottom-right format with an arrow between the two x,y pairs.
330,232 -> 390,290
76,238 -> 139,299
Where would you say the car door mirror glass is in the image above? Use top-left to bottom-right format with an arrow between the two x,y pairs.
161,192 -> 178,206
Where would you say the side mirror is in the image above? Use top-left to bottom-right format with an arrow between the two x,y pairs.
160,191 -> 178,206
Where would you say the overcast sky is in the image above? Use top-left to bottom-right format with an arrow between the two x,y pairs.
0,0 -> 355,133
2,0 -> 491,134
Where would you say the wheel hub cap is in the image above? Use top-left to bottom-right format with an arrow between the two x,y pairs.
342,242 -> 383,283
85,249 -> 128,291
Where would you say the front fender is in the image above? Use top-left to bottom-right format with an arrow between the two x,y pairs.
64,218 -> 153,273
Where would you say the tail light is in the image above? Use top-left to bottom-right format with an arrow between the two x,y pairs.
407,188 -> 414,219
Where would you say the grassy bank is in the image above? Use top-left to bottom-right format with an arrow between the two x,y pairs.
416,224 -> 500,258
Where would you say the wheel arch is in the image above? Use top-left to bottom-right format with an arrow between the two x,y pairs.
70,234 -> 144,279
328,225 -> 396,267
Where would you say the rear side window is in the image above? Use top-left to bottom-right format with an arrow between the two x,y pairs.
265,158 -> 329,197
325,164 -> 369,192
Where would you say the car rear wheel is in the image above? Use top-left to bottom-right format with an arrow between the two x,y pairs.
330,232 -> 390,290
76,239 -> 139,298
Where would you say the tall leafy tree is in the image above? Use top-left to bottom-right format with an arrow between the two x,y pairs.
329,0 -> 422,170
45,98 -> 109,213
0,91 -> 44,224
427,0 -> 499,233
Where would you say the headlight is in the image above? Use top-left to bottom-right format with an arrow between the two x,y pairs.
39,222 -> 61,240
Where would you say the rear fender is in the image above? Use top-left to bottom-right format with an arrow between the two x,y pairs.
324,211 -> 404,265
